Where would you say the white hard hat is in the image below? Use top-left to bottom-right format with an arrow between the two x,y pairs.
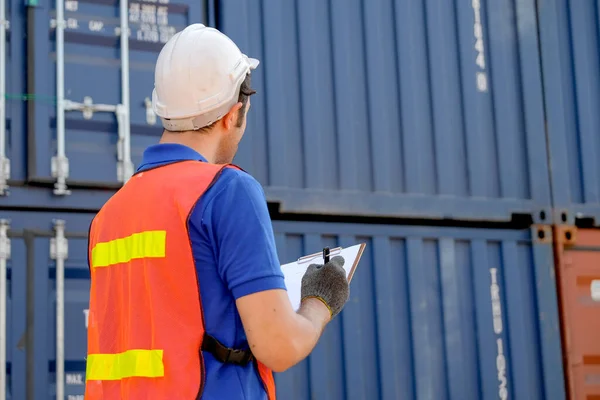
151,24 -> 259,131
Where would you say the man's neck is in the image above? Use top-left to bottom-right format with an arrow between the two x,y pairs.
159,130 -> 219,163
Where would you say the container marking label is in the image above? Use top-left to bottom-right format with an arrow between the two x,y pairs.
66,373 -> 84,385
53,0 -> 180,45
490,268 -> 508,400
472,0 -> 488,92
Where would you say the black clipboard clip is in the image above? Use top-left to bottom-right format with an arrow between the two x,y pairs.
323,247 -> 330,264
297,247 -> 342,264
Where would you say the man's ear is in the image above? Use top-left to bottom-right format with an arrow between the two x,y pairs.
222,102 -> 243,131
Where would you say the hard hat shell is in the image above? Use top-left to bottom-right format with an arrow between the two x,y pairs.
151,24 -> 259,131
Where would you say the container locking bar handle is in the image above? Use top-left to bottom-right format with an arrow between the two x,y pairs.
0,0 -> 9,196
117,0 -> 133,183
51,219 -> 68,400
0,219 -> 10,400
53,0 -> 70,195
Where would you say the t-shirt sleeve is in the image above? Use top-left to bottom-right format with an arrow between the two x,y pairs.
195,170 -> 286,299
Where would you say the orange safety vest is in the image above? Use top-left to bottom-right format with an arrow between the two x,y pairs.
85,160 -> 277,400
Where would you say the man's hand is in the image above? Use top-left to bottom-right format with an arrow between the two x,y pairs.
300,256 -> 350,318
235,256 -> 350,372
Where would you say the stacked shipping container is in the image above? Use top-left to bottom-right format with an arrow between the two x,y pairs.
0,0 -> 595,398
538,0 -> 600,398
216,1 -> 567,399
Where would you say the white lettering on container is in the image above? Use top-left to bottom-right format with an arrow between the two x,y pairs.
65,0 -> 78,11
67,396 -> 84,400
490,268 -> 508,400
472,0 -> 488,92
130,4 -> 173,43
141,5 -> 157,24
114,27 -> 132,37
66,18 -> 79,30
129,3 -> 141,23
158,25 -> 176,43
137,23 -> 159,43
66,373 -> 84,385
88,20 -> 104,32
83,309 -> 89,329
157,6 -> 169,25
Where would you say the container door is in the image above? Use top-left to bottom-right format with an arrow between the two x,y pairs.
27,0 -> 207,192
9,213 -> 93,400
539,0 -> 600,225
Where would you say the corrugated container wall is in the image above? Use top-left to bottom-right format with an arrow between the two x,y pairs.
553,227 -> 600,399
218,0 -> 552,223
539,0 -> 600,226
1,212 -> 565,399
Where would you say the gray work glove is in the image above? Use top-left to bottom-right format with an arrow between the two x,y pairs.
300,256 -> 350,318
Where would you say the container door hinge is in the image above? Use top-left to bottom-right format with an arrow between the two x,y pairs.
50,219 -> 68,260
144,97 -> 156,125
0,219 -> 10,259
116,104 -> 133,183
51,155 -> 70,196
0,156 -> 10,196
0,219 -> 10,400
117,157 -> 134,183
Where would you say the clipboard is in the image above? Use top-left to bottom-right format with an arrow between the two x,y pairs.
280,243 -> 367,311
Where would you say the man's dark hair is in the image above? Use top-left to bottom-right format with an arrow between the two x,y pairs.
198,73 -> 255,132
236,73 -> 256,127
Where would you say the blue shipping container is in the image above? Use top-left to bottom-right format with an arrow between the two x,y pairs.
219,0 -> 553,223
538,0 -> 600,226
0,0 -> 556,223
2,211 -> 565,399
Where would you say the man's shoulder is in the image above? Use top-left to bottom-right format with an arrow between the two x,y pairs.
214,166 -> 264,195
193,166 -> 266,216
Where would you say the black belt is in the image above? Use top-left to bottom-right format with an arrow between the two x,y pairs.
201,333 -> 254,366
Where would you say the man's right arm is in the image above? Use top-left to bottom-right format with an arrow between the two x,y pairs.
236,290 -> 331,372
237,255 -> 350,372
206,170 -> 349,372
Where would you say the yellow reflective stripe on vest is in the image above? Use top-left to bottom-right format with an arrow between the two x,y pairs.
91,230 -> 166,268
86,349 -> 165,381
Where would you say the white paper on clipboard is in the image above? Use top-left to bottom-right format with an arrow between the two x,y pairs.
280,243 -> 366,311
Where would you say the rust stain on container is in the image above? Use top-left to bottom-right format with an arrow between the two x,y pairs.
554,227 -> 600,400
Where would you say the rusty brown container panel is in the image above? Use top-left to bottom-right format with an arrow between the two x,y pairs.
555,227 -> 600,399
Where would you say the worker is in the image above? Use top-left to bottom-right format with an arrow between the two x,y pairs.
84,24 -> 350,399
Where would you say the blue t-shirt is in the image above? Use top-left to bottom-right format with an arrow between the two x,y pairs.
137,143 -> 286,400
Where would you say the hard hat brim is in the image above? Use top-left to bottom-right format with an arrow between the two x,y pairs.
246,56 -> 260,70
